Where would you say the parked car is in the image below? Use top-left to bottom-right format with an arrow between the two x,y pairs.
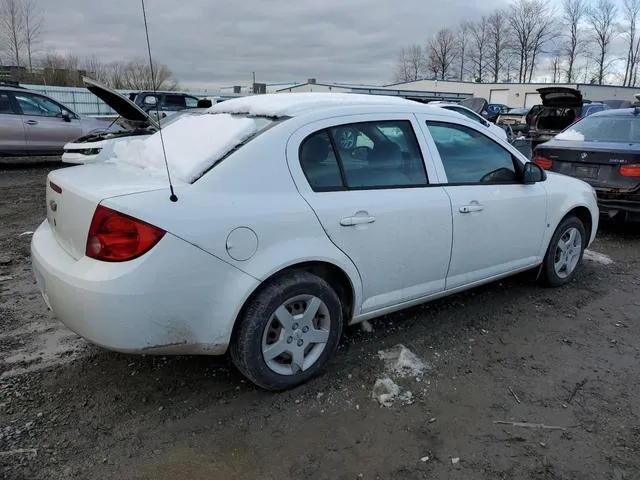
62,78 -> 208,164
431,102 -> 509,141
528,87 -> 608,147
31,93 -> 598,391
533,107 -> 640,222
497,106 -> 535,135
487,103 -> 510,123
0,84 -> 115,156
129,90 -> 200,118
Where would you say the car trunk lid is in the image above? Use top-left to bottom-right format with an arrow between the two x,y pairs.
537,87 -> 583,108
46,164 -> 169,260
535,141 -> 640,190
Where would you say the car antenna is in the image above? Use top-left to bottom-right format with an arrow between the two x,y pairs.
140,0 -> 177,202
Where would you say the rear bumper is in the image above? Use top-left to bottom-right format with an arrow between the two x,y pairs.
31,220 -> 259,355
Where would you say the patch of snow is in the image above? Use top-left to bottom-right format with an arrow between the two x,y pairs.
371,377 -> 401,407
209,92 -> 413,117
360,320 -> 373,333
555,129 -> 585,141
583,249 -> 614,265
17,231 -> 34,237
378,344 -> 431,378
106,113 -> 258,183
451,457 -> 460,465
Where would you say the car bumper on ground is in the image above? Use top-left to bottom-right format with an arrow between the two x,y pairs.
31,220 -> 259,355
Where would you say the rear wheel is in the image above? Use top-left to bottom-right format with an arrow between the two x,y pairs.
230,271 -> 343,391
541,216 -> 586,287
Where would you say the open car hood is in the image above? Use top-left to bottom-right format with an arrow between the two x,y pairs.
83,77 -> 159,129
459,97 -> 489,115
537,87 -> 583,107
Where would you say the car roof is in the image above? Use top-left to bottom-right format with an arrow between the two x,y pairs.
588,107 -> 640,118
208,92 -> 433,117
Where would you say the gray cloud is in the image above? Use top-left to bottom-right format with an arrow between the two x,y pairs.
42,0 -> 506,90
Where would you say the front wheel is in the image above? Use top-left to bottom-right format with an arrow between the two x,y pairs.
230,271 -> 343,391
541,216 -> 586,287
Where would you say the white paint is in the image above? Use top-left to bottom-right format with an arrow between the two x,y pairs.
584,249 -> 614,265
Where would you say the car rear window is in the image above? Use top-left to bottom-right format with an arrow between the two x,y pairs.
555,115 -> 640,143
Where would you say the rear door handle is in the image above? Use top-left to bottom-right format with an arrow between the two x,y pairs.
340,213 -> 376,226
25,120 -> 38,126
459,204 -> 484,213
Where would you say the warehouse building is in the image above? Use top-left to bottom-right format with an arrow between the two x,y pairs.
382,79 -> 640,108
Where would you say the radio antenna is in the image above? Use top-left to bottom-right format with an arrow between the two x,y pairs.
140,0 -> 177,202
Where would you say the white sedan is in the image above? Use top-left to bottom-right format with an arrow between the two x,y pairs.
31,93 -> 599,390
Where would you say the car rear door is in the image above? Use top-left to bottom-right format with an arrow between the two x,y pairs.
14,91 -> 83,154
417,115 -> 548,290
0,91 -> 26,155
287,114 -> 453,314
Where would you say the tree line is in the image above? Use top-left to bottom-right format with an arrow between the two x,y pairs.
0,0 -> 178,90
394,0 -> 640,87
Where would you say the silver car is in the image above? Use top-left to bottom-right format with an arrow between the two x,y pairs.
0,84 -> 114,156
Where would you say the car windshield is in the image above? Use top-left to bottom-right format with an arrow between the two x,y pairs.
555,115 -> 640,143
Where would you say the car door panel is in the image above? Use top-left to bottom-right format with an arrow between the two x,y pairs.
0,92 -> 26,155
417,115 -> 548,290
286,114 -> 453,314
14,91 -> 83,154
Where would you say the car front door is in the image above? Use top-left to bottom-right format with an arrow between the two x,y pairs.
14,91 -> 83,154
418,117 -> 548,290
287,115 -> 453,314
0,91 -> 26,155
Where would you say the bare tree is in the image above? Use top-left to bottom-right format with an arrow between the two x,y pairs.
456,22 -> 471,80
0,0 -> 25,68
562,0 -> 588,82
486,10 -> 510,82
393,44 -> 427,83
587,0 -> 618,84
23,0 -> 42,72
622,0 -> 640,86
469,17 -> 489,81
549,47 -> 564,82
427,28 -> 458,80
41,53 -> 81,86
508,0 -> 554,82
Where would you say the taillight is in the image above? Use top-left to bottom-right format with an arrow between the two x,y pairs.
533,155 -> 553,170
86,205 -> 165,262
620,164 -> 640,177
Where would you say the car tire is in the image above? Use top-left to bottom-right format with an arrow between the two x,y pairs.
230,271 -> 344,391
541,215 -> 586,287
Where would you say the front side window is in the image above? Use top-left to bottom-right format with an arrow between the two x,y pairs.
185,96 -> 199,108
299,120 -> 428,191
15,93 -> 64,117
426,121 -> 518,184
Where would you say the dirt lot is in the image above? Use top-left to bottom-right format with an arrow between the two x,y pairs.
1,164 -> 639,480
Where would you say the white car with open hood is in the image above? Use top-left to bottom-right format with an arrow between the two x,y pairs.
31,92 -> 599,391
61,78 -> 207,164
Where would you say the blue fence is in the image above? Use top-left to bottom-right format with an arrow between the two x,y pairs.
20,84 -> 211,117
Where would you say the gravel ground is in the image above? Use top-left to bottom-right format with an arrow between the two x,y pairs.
1,164 -> 639,480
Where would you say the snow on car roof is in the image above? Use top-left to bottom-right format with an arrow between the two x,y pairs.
208,92 -> 415,117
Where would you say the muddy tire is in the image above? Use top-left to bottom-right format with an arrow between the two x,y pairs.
230,271 -> 343,391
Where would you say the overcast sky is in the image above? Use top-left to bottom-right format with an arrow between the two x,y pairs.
43,0 -> 508,90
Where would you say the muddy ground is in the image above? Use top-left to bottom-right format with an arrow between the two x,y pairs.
1,164 -> 639,480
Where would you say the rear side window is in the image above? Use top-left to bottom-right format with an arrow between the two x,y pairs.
0,92 -> 16,114
299,120 -> 428,191
163,95 -> 187,108
426,121 -> 518,184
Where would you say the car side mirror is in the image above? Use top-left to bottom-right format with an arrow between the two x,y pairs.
61,110 -> 71,122
523,161 -> 546,184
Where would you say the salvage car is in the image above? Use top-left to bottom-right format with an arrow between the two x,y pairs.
0,84 -> 115,156
533,107 -> 640,222
31,93 -> 599,391
529,87 -> 608,147
62,78 -> 208,164
431,102 -> 509,141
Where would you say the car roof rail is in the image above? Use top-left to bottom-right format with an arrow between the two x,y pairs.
0,81 -> 25,89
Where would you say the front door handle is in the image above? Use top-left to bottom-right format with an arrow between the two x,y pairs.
340,213 -> 376,226
25,120 -> 38,126
459,204 -> 484,213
